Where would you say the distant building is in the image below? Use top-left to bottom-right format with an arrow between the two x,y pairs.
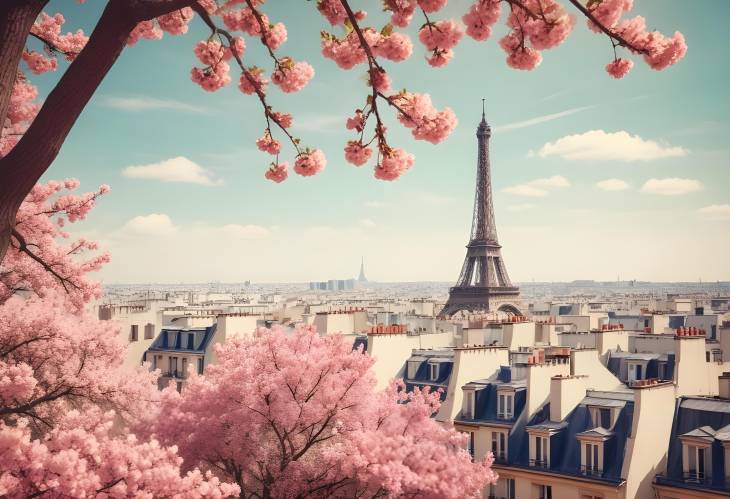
308,278 -> 356,291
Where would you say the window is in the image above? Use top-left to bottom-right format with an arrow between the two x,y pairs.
498,392 -> 514,419
407,361 -> 420,379
466,431 -> 475,459
532,435 -> 548,467
130,325 -> 138,342
197,357 -> 204,375
533,484 -> 552,499
463,390 -> 475,419
505,478 -> 516,499
170,356 -> 178,376
429,363 -> 439,381
590,407 -> 612,429
628,363 -> 643,382
685,445 -> 707,482
706,351 -> 711,362
583,442 -> 601,474
491,431 -> 507,461
187,333 -> 194,350
182,358 -> 188,378
152,355 -> 158,370
144,323 -> 154,340
658,362 -> 667,380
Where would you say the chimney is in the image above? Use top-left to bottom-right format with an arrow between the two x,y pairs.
720,372 -> 730,399
549,375 -> 587,422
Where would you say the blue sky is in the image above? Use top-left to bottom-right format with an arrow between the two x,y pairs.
36,1 -> 729,283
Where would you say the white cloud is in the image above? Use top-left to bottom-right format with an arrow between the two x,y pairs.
640,178 -> 703,196
100,95 -> 206,113
364,200 -> 384,208
292,114 -> 343,133
494,106 -> 593,133
221,224 -> 270,239
123,213 -> 177,235
360,218 -> 377,228
507,203 -> 535,212
596,178 -> 630,191
528,175 -> 571,189
697,204 -> 730,220
503,176 -> 570,197
537,130 -> 688,161
122,157 -> 221,186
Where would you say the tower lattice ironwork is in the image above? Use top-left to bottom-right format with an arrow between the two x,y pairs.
440,103 -> 522,317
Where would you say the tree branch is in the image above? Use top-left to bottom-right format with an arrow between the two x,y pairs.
565,0 -> 649,55
10,229 -> 78,292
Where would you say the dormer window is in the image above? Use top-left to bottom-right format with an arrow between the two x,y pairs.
407,360 -> 420,379
529,434 -> 549,467
589,406 -> 613,430
429,363 -> 439,381
582,441 -> 602,475
463,389 -> 475,419
680,429 -> 714,484
491,430 -> 507,461
627,362 -> 644,382
497,391 -> 514,419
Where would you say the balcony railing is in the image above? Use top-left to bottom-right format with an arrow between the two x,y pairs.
492,452 -> 507,464
581,465 -> 603,477
164,369 -> 188,379
497,412 -> 513,420
684,471 -> 707,484
530,459 -> 548,468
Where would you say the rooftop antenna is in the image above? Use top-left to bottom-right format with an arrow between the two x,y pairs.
481,98 -> 486,121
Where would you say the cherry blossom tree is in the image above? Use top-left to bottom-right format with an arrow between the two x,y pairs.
0,0 -> 686,262
150,325 -> 497,499
0,180 -> 239,497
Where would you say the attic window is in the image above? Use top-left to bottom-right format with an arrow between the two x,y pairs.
683,443 -> 711,483
589,407 -> 613,430
497,392 -> 514,419
407,361 -> 420,379
581,441 -> 602,475
429,363 -> 439,381
463,389 -> 475,419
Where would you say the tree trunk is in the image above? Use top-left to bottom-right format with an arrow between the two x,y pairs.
0,0 -> 138,262
0,0 -> 46,262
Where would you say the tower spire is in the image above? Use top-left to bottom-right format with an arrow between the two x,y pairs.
481,98 -> 485,121
357,257 -> 368,283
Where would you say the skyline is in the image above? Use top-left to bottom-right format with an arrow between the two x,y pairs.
36,0 -> 730,284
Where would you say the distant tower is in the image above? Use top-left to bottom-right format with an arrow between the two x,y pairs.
357,257 -> 368,283
440,102 -> 521,317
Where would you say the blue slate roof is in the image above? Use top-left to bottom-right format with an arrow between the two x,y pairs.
506,391 -> 635,484
148,324 -> 216,353
455,376 -> 527,426
404,349 -> 453,400
606,350 -> 675,385
655,396 -> 730,493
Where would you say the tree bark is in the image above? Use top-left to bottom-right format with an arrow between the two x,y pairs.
0,1 -> 46,261
0,0 -> 140,262
0,0 -> 199,264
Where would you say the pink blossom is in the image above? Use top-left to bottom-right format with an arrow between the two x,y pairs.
395,92 -> 458,144
384,0 -> 417,27
587,0 -> 633,32
238,67 -> 268,95
322,30 -> 381,70
369,68 -> 392,93
605,58 -> 633,78
427,49 -> 454,67
22,51 -> 57,75
346,111 -> 366,131
157,7 -> 194,35
272,60 -> 315,93
374,32 -> 414,62
375,148 -> 415,180
345,141 -> 373,166
499,33 -> 542,70
418,0 -> 449,13
271,111 -> 293,128
149,326 -> 496,497
128,20 -> 163,46
317,0 -> 366,25
263,22 -> 287,50
419,19 -> 464,52
191,61 -> 231,92
265,162 -> 289,183
194,40 -> 229,66
462,0 -> 501,41
223,8 -> 264,35
294,149 -> 327,176
256,132 -> 281,155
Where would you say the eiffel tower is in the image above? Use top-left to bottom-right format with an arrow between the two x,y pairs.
440,102 -> 522,317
